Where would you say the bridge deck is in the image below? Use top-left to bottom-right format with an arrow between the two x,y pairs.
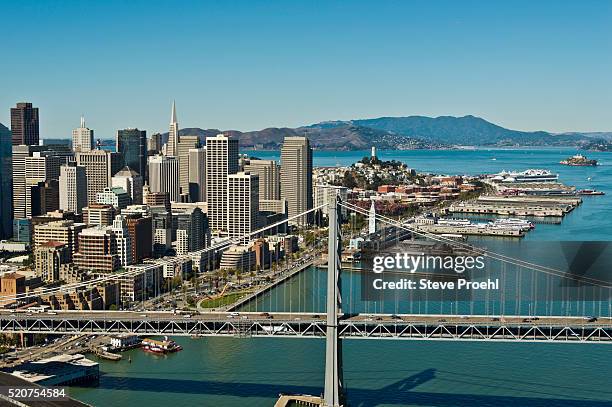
0,311 -> 610,343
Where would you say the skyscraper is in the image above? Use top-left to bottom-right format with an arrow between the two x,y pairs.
148,155 -> 180,202
0,124 -> 12,239
165,101 -> 180,157
111,215 -> 133,267
188,147 -> 206,202
178,136 -> 199,196
72,116 -> 94,152
14,149 -> 70,218
12,145 -> 45,219
76,150 -> 113,205
73,226 -> 120,273
280,136 -> 313,225
148,133 -> 163,154
112,167 -> 143,205
59,163 -> 88,215
11,102 -> 39,146
172,207 -> 209,255
33,220 -> 87,260
125,213 -> 153,263
116,128 -> 147,181
205,134 -> 239,231
227,172 -> 259,244
243,159 -> 280,200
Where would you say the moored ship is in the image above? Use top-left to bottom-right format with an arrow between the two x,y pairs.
492,169 -> 559,183
142,337 -> 183,354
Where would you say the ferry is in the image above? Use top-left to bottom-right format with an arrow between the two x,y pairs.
560,154 -> 597,166
142,337 -> 183,354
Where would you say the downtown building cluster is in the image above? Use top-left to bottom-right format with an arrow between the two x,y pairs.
0,102 -> 313,309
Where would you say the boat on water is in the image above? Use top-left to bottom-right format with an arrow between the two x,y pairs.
560,154 -> 597,166
491,169 -> 559,183
577,189 -> 605,196
489,218 -> 535,231
142,337 -> 183,354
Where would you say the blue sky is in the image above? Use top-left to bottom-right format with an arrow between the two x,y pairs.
1,0 -> 611,138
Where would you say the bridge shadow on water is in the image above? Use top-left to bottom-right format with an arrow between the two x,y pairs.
97,368 -> 612,407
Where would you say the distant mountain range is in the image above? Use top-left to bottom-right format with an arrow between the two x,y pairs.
153,115 -> 610,151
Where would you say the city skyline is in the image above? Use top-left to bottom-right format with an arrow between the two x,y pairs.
1,1 -> 612,138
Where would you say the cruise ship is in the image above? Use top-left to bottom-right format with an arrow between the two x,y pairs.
492,169 -> 559,183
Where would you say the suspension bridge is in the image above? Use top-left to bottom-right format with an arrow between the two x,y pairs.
2,195 -> 612,407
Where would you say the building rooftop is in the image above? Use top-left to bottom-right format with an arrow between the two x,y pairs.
10,354 -> 98,384
114,166 -> 141,177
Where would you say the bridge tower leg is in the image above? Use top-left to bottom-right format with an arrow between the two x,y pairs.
324,195 -> 344,407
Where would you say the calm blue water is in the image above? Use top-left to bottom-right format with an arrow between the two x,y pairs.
72,148 -> 612,407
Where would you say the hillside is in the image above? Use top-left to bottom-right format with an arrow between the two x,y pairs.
159,115 -> 598,150
350,115 -> 588,146
165,124 -> 444,151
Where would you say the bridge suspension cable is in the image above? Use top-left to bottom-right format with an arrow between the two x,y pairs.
0,204 -> 326,303
339,200 -> 612,289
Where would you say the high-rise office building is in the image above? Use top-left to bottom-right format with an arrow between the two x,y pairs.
148,133 -> 163,154
72,116 -> 94,152
178,136 -> 199,196
96,187 -> 131,210
73,226 -> 119,273
0,124 -> 12,239
280,136 -> 313,225
33,220 -> 87,260
29,179 -> 60,216
82,204 -> 116,226
150,205 -> 172,257
205,134 -> 239,231
24,152 -> 65,217
76,150 -> 113,204
165,101 -> 180,157
116,128 -> 147,181
145,191 -> 170,211
148,155 -> 180,202
35,241 -> 69,283
112,167 -> 143,205
111,215 -> 133,267
227,172 -> 259,244
59,163 -> 88,214
243,159 -> 280,200
188,147 -> 206,202
12,145 -> 43,219
172,207 -> 209,255
125,214 -> 152,263
11,102 -> 39,146
314,184 -> 348,217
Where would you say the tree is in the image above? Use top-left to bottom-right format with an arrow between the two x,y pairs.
342,171 -> 358,188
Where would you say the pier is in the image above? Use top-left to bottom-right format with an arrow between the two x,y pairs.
449,195 -> 581,217
275,394 -> 323,407
415,224 -> 524,237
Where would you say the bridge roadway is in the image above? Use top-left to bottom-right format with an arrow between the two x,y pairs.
0,311 -> 611,343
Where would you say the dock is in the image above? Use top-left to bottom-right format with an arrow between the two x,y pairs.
415,224 -> 524,237
227,260 -> 314,311
449,195 -> 581,217
274,394 -> 323,407
89,347 -> 122,361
